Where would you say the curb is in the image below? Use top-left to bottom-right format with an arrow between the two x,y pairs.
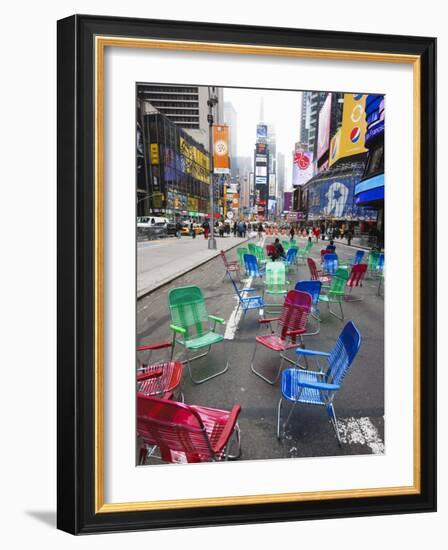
137,237 -> 251,300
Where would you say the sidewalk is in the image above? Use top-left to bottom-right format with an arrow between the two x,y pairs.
137,235 -> 251,299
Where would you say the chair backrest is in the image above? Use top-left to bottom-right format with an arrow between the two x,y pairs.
347,263 -> 367,288
289,239 -> 297,247
324,253 -> 339,275
265,261 -> 287,291
266,244 -> 276,256
220,250 -> 230,268
237,247 -> 248,266
168,286 -> 209,338
227,271 -> 243,301
328,267 -> 349,295
278,290 -> 312,341
294,280 -> 322,306
286,248 -> 297,263
137,394 -> 215,462
307,257 -> 319,280
248,243 -> 258,255
367,250 -> 380,271
377,253 -> 385,272
282,240 -> 290,251
243,253 -> 261,276
255,245 -> 266,263
326,244 -> 336,252
305,241 -> 313,252
353,250 -> 365,264
327,321 -> 362,386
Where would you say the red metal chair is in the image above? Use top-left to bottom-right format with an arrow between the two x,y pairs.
307,257 -> 331,284
250,290 -> 313,384
345,263 -> 368,301
137,342 -> 184,401
220,250 -> 241,281
137,394 -> 242,464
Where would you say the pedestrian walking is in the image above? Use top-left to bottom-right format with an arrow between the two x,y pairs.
347,228 -> 353,246
289,226 -> 295,241
202,219 -> 210,239
257,222 -> 264,241
315,226 -> 321,242
242,221 -> 247,238
190,221 -> 196,239
233,221 -> 238,237
175,220 -> 182,238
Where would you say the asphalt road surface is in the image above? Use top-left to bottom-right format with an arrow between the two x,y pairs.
137,235 -> 384,463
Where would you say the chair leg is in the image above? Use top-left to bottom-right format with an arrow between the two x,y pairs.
185,343 -> 229,385
277,397 -> 283,439
328,403 -> 342,446
251,345 -> 284,385
225,424 -> 242,460
328,299 -> 344,321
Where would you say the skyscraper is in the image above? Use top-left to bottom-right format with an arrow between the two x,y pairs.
137,84 -> 223,150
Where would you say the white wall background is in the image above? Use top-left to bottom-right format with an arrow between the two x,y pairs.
0,0 -> 444,546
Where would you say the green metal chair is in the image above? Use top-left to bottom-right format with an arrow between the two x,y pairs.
264,262 -> 290,297
168,286 -> 229,384
367,251 -> 380,278
255,244 -> 268,265
319,267 -> 349,320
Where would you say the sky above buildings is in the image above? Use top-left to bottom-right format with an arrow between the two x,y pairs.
223,87 -> 302,190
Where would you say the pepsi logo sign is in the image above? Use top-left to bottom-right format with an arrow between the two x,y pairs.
350,127 -> 361,143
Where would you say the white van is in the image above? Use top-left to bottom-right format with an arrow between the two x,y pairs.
137,216 -> 169,229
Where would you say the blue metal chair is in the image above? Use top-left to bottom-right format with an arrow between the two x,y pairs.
277,321 -> 362,443
377,253 -> 385,275
352,249 -> 365,265
294,280 -> 322,335
284,248 -> 298,271
323,253 -> 338,275
243,253 -> 265,279
227,272 -> 267,329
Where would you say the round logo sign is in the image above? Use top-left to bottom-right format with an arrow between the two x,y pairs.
350,127 -> 361,143
226,210 -> 234,219
214,140 -> 228,156
294,151 -> 310,170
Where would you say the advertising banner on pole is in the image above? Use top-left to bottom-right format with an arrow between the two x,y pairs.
213,125 -> 230,174
292,150 -> 314,186
317,94 -> 332,160
337,94 -> 368,161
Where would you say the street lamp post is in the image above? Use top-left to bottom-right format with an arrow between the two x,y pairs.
207,88 -> 218,250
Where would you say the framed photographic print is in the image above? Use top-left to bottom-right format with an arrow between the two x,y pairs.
57,14 -> 436,534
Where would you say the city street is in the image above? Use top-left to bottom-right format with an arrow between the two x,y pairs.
137,236 -> 384,462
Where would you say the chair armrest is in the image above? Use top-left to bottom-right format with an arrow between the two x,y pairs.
170,324 -> 186,335
215,404 -> 242,452
286,329 -> 306,336
258,317 -> 281,324
295,348 -> 331,357
137,368 -> 163,381
209,315 -> 225,324
240,288 -> 256,293
137,342 -> 172,352
296,380 -> 340,392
